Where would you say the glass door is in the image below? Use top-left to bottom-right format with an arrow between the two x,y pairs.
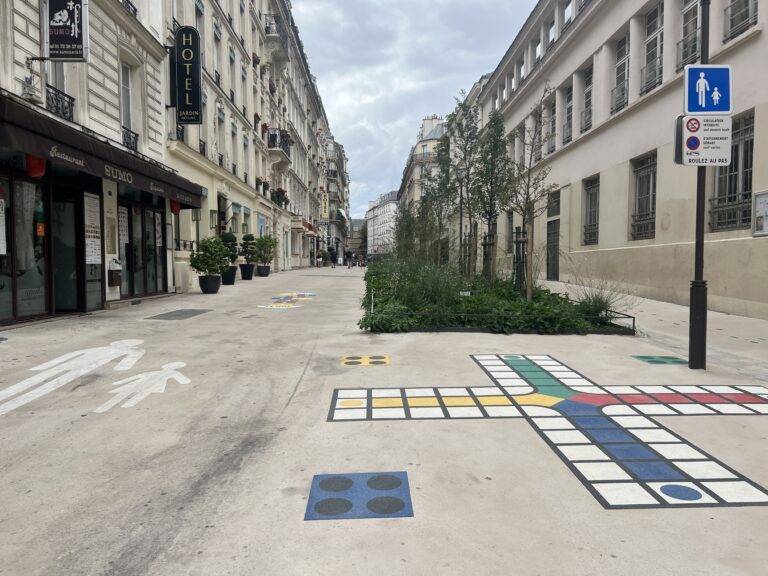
0,178 -> 12,322
14,181 -> 48,318
118,205 -> 131,297
144,209 -> 157,294
131,206 -> 144,296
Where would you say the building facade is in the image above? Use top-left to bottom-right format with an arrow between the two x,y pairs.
166,0 -> 341,288
0,0 -> 204,325
475,0 -> 766,318
347,218 -> 366,258
366,191 -> 398,256
325,136 -> 350,257
398,115 -> 446,208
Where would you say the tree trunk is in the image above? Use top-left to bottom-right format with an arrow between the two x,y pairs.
525,213 -> 535,302
490,219 -> 498,281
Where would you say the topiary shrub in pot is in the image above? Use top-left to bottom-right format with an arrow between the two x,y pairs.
220,231 -> 239,285
189,236 -> 230,294
254,235 -> 279,277
239,234 -> 257,280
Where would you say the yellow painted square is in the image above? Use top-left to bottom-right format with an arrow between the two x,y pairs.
514,393 -> 563,407
407,397 -> 440,407
372,398 -> 404,408
341,356 -> 391,367
339,399 -> 366,408
441,396 -> 476,407
478,396 -> 512,406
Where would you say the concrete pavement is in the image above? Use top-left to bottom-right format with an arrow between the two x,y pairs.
0,269 -> 766,575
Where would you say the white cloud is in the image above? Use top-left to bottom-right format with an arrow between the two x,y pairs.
292,0 -> 538,217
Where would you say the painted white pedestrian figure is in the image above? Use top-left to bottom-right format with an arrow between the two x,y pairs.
712,87 -> 722,106
94,362 -> 190,414
0,340 -> 145,416
696,72 -> 710,108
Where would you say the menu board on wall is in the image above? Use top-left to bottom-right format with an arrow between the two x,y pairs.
0,197 -> 6,256
755,192 -> 768,237
84,193 -> 102,264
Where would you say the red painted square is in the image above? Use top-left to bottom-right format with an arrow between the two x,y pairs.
721,393 -> 767,404
686,393 -> 731,404
618,394 -> 656,404
651,393 -> 694,404
571,393 -> 619,406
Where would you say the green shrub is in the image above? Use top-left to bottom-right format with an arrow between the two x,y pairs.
359,302 -> 417,333
189,237 -> 230,277
576,294 -> 615,325
240,234 -> 258,264
253,235 -> 279,265
220,232 -> 239,264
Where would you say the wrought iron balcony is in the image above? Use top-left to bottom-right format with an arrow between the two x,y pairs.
122,126 -> 138,151
611,81 -> 628,114
122,0 -> 138,18
677,29 -> 700,71
640,57 -> 663,96
199,139 -> 207,156
709,195 -> 752,231
214,70 -> 221,87
45,84 -> 75,122
264,13 -> 289,65
268,128 -> 292,169
630,212 -> 656,240
580,108 -> 593,133
724,0 -> 758,42
412,151 -> 436,163
176,124 -> 185,142
218,153 -> 224,167
583,222 -> 599,246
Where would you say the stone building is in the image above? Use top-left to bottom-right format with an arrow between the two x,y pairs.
397,115 -> 446,208
366,191 -> 398,256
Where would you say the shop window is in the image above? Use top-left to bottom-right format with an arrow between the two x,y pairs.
631,152 -> 657,240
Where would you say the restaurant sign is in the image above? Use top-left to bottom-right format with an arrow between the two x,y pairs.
46,0 -> 90,62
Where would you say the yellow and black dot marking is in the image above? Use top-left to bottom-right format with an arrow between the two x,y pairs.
341,356 -> 391,367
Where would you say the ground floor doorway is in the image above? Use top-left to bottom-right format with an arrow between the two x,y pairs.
117,191 -> 166,299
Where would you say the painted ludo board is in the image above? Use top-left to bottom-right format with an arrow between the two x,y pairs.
328,354 -> 768,509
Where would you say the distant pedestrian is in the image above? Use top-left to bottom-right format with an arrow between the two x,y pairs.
345,249 -> 353,269
329,247 -> 337,269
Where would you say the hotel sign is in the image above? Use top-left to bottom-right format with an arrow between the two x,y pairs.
46,0 -> 90,61
174,26 -> 203,125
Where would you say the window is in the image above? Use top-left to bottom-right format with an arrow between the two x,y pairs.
120,63 -> 132,129
724,0 -> 758,41
712,112 -> 754,231
581,68 -> 593,133
548,190 -> 561,218
678,0 -> 700,70
506,211 -> 515,253
195,5 -> 205,66
547,21 -> 556,46
534,39 -> 542,62
563,1 -> 574,28
546,101 -> 556,153
583,177 -> 600,245
612,35 -> 630,114
631,152 -> 657,240
641,3 -> 664,95
563,86 -> 573,144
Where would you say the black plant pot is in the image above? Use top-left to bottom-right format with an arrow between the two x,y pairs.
240,263 -> 255,280
198,275 -> 222,294
222,265 -> 238,285
256,265 -> 271,277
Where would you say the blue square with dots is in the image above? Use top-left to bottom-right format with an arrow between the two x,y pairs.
305,472 -> 414,521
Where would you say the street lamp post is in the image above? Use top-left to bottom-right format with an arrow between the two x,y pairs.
689,0 -> 711,370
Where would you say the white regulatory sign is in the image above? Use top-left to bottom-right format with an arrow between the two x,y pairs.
682,115 -> 732,166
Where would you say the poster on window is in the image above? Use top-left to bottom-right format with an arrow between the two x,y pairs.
155,214 -> 163,248
84,193 -> 102,264
0,198 -> 6,256
46,0 -> 90,62
755,192 -> 768,237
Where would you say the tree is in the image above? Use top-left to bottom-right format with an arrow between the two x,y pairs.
473,111 -> 516,279
360,220 -> 368,257
507,87 -> 560,301
393,202 -> 417,262
420,135 -> 457,264
446,93 -> 481,276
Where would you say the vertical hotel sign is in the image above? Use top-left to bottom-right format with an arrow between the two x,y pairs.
175,26 -> 202,125
46,0 -> 90,61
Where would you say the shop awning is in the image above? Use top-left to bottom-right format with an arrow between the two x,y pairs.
0,92 -> 204,208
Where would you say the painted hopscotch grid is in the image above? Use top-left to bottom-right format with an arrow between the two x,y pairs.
328,386 -> 524,421
471,355 -> 768,509
341,356 -> 391,367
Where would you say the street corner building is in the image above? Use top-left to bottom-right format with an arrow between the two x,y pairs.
467,0 -> 766,318
165,0 -> 350,284
0,0 -> 349,326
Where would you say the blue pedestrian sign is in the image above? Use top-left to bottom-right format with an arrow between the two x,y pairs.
685,65 -> 733,115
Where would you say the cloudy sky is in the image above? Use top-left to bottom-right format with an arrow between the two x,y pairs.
292,0 -> 538,218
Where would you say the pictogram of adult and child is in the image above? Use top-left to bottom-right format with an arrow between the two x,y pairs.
0,340 -> 190,416
696,72 -> 722,108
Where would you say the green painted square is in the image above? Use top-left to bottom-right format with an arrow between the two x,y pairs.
534,385 -> 577,400
633,355 -> 688,365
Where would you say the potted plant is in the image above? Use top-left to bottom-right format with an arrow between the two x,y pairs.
254,235 -> 279,277
189,237 -> 230,294
220,231 -> 239,285
239,234 -> 257,280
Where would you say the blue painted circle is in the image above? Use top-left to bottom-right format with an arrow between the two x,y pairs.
660,484 -> 703,501
686,136 -> 701,150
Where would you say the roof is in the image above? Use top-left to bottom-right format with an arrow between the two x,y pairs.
423,122 -> 447,141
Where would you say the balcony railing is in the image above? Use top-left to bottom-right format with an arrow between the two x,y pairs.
268,129 -> 291,158
583,223 -> 599,246
677,29 -> 700,71
264,13 -> 289,61
724,0 -> 758,42
562,120 -> 573,145
174,239 -> 196,252
122,0 -> 138,18
122,126 -> 138,151
640,57 -> 663,95
327,169 -> 339,179
611,81 -> 628,115
630,212 -> 656,240
580,108 -> 593,133
176,124 -> 185,142
412,151 -> 436,163
214,70 -> 221,87
232,163 -> 237,176
709,195 -> 752,231
199,139 -> 207,156
218,153 -> 224,167
45,84 -> 75,122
